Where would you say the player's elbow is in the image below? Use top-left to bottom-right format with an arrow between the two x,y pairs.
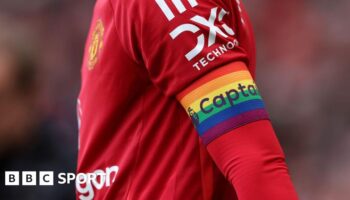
225,146 -> 297,199
225,150 -> 288,184
208,121 -> 298,199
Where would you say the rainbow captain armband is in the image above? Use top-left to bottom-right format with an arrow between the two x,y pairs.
177,62 -> 270,145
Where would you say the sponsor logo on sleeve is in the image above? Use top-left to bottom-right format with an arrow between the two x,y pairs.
155,0 -> 241,71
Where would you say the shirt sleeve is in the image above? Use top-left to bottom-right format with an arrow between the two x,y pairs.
115,0 -> 269,144
114,2 -> 299,198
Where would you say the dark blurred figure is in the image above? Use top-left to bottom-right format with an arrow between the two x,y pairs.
0,40 -> 76,200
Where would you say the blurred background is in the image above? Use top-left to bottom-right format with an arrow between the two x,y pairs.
0,0 -> 349,199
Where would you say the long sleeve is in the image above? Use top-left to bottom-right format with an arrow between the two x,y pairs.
207,120 -> 298,200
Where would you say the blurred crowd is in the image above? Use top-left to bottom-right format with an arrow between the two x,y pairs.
0,0 -> 94,199
246,1 -> 350,199
0,0 -> 349,199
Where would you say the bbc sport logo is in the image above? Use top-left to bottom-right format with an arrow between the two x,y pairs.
4,166 -> 119,200
5,171 -> 55,186
5,171 -> 82,186
4,168 -> 118,187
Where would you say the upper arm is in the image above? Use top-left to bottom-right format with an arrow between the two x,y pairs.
118,0 -> 267,143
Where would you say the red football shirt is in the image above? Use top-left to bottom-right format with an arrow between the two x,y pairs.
77,0 -> 257,199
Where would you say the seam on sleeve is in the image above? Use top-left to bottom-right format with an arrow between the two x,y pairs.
108,0 -> 142,65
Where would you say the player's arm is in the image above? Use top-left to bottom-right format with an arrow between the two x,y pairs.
118,0 -> 299,198
176,61 -> 299,200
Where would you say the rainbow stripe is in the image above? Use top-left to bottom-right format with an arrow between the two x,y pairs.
178,62 -> 269,145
